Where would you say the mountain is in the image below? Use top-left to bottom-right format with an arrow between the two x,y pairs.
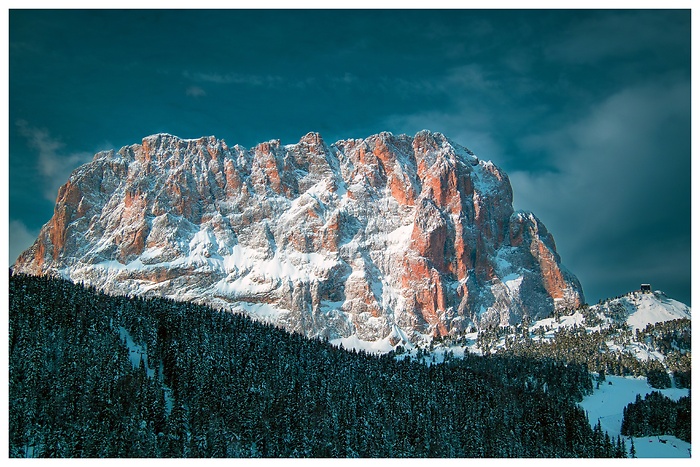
14,130 -> 583,343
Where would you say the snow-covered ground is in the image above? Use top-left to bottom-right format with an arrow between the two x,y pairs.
579,375 -> 690,458
118,326 -> 155,377
331,334 -> 396,354
625,292 -> 691,331
629,436 -> 691,458
331,325 -> 417,355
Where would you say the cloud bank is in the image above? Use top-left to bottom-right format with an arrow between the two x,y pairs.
15,120 -> 94,202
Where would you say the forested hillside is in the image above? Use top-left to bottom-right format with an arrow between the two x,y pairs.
9,274 -> 627,458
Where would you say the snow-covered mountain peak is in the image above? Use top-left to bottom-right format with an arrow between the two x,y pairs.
14,130 -> 584,345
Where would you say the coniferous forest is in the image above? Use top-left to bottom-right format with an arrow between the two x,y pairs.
621,392 -> 691,443
10,273 -> 630,458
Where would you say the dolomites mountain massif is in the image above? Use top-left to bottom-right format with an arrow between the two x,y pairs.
14,131 -> 584,344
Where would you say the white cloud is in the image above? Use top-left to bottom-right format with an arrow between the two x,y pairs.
186,85 -> 206,97
512,79 -> 690,218
184,70 -> 363,91
9,219 -> 39,265
184,71 -> 284,87
15,120 -> 93,201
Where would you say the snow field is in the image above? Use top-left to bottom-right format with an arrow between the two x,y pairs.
579,375 -> 690,458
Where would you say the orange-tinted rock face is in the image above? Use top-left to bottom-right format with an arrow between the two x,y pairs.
451,222 -> 471,281
46,181 -> 84,260
411,199 -> 448,272
118,229 -> 147,263
371,136 -> 416,206
33,238 -> 46,271
536,241 -> 568,300
320,211 -> 341,252
344,271 -> 383,319
13,131 -> 584,343
402,256 -> 450,336
507,211 -> 582,312
47,211 -> 67,261
254,144 -> 283,194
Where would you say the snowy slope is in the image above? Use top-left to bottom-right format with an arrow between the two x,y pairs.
625,291 -> 691,331
627,436 -> 691,458
580,375 -> 690,458
530,290 -> 690,336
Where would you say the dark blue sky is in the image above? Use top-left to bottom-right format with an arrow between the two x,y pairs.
8,9 -> 692,305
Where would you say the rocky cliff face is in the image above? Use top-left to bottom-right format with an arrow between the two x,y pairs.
14,130 -> 584,343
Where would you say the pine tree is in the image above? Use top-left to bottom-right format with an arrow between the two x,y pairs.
628,437 -> 635,458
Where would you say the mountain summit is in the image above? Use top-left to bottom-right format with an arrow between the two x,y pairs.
14,130 -> 584,343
